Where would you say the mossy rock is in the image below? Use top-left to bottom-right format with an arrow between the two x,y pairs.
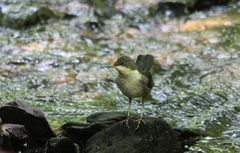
0,4 -> 61,29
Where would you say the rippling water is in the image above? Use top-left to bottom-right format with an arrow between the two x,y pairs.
0,0 -> 240,152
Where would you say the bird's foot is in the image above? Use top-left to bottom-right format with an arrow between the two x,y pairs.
134,117 -> 146,130
120,117 -> 133,128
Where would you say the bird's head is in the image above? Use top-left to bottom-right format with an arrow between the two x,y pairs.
113,56 -> 137,76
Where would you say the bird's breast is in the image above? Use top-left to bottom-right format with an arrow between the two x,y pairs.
116,70 -> 148,98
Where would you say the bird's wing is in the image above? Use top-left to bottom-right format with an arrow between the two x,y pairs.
136,54 -> 154,89
136,54 -> 154,73
144,72 -> 154,89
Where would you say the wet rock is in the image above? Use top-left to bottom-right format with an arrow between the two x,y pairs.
61,122 -> 106,146
150,0 -> 231,17
0,118 -> 3,147
190,0 -> 230,11
0,102 -> 200,153
86,111 -> 127,123
2,124 -> 29,151
45,137 -> 79,153
81,0 -> 121,18
0,101 -> 55,144
0,11 -> 3,25
0,150 -> 16,153
85,115 -> 182,153
150,2 -> 189,17
60,112 -> 200,153
52,1 -> 89,17
0,4 -> 59,29
174,128 -> 202,151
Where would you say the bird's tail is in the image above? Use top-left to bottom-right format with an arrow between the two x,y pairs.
136,54 -> 154,72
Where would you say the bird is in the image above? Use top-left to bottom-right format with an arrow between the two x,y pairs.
113,54 -> 154,129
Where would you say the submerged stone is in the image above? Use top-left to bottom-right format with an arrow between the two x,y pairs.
80,0 -> 119,18
0,4 -> 60,29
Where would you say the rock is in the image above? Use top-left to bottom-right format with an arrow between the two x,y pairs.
86,111 -> 127,123
190,0 -> 229,11
80,0 -> 119,18
0,101 -> 55,144
0,150 -> 16,153
45,137 -> 79,153
149,0 -> 231,17
2,124 -> 28,151
59,112 -> 127,150
85,116 -> 182,153
61,122 -> 107,146
150,2 -> 189,17
0,3 -> 68,29
51,1 -> 89,17
174,128 -> 202,151
0,11 -> 3,25
0,118 -> 3,148
0,102 -> 200,153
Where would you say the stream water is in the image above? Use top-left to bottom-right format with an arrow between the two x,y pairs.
0,0 -> 240,152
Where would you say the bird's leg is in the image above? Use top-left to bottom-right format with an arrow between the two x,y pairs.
135,97 -> 146,130
126,97 -> 132,127
120,97 -> 132,128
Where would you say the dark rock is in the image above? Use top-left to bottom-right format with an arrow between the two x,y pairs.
0,149 -> 16,153
152,2 -> 189,17
0,101 -> 55,144
52,1 -> 89,17
60,122 -> 107,151
2,124 -> 28,151
190,0 -> 230,11
59,112 -> 128,151
0,11 -> 3,25
85,116 -> 182,153
0,102 -> 200,153
61,122 -> 106,142
86,111 -> 127,123
0,118 -> 3,147
81,0 -> 119,18
45,137 -> 79,153
150,0 -> 231,17
174,128 -> 202,151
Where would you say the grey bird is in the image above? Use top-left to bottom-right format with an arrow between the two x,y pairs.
113,54 -> 154,129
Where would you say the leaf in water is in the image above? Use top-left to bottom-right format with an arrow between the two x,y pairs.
55,73 -> 78,84
118,28 -> 142,40
180,16 -> 240,32
20,42 -> 46,52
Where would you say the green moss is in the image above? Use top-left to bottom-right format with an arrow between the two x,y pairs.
91,93 -> 118,109
1,6 -> 60,29
214,23 -> 240,50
